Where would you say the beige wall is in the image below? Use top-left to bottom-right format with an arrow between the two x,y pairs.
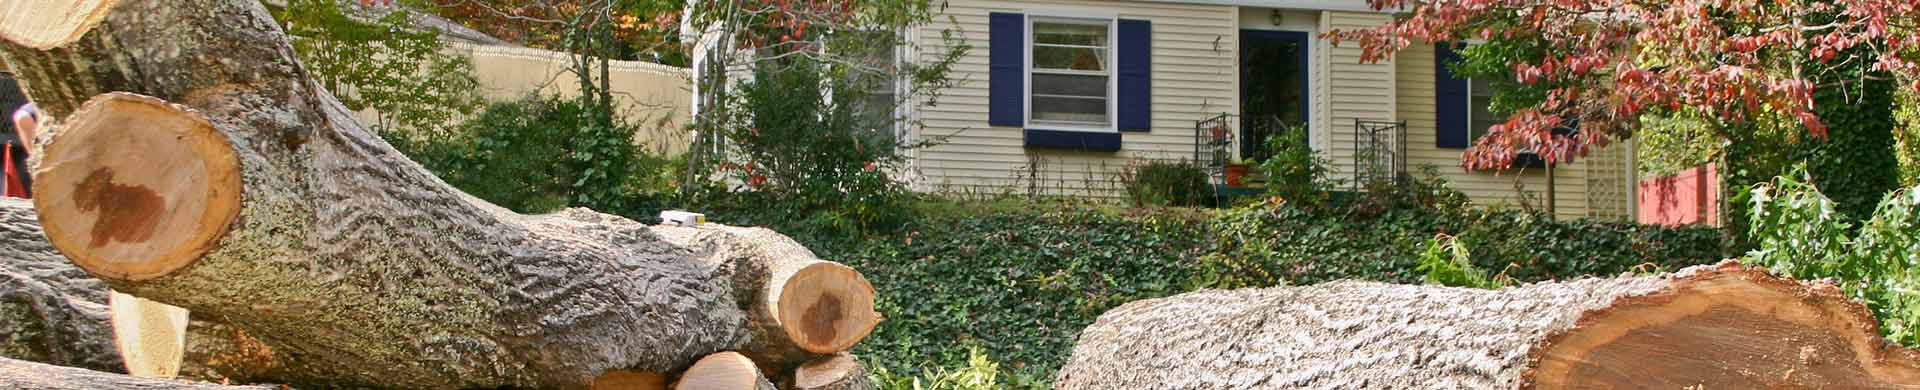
908,0 -> 1239,197
354,43 -> 695,156
1391,38 -> 1636,220
901,4 -> 1638,218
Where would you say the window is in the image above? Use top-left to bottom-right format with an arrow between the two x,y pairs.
1467,77 -> 1499,143
852,33 -> 902,133
1028,18 -> 1114,130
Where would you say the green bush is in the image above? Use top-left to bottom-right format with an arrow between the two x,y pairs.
1257,124 -> 1332,205
1744,170 -> 1920,346
1118,160 -> 1213,207
1416,234 -> 1505,289
399,95 -> 668,214
869,347 -> 1045,390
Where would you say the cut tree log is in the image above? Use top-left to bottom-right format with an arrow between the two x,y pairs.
110,292 -> 187,377
0,356 -> 274,390
674,351 -> 776,390
793,353 -> 874,390
654,225 -> 881,374
0,1 -> 875,388
0,198 -> 122,372
1055,261 -> 1920,389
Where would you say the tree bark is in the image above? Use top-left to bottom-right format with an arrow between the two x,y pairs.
1055,261 -> 1920,389
793,353 -> 874,390
0,198 -> 122,373
0,1 -> 874,388
0,356 -> 273,390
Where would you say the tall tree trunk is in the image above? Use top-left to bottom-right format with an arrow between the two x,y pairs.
0,199 -> 122,373
1056,261 -> 1920,389
0,1 -> 875,388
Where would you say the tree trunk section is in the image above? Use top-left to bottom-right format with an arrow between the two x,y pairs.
0,356 -> 273,390
0,1 -> 873,388
673,351 -> 776,390
0,198 -> 122,373
1055,261 -> 1920,389
655,225 -> 881,375
793,353 -> 873,390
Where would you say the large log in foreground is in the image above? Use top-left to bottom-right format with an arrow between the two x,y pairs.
1056,261 -> 1920,389
0,0 -> 876,388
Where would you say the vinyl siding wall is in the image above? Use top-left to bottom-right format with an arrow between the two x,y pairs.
1320,11 -> 1395,184
908,0 -> 1238,197
1393,42 -> 1620,220
902,6 -> 1637,218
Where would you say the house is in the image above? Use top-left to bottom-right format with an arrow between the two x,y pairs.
697,0 -> 1640,220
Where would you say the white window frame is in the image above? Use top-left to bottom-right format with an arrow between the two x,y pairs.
1024,14 -> 1119,133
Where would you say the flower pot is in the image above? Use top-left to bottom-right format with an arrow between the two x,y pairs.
1225,164 -> 1249,186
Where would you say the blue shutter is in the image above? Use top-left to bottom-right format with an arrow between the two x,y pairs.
989,13 -> 1024,126
1117,19 -> 1152,132
1434,43 -> 1470,148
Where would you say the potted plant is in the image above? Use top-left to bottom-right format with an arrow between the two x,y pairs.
1225,157 -> 1250,186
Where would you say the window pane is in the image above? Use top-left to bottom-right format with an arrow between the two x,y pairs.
1032,73 -> 1107,97
1033,45 -> 1107,71
1032,96 -> 1108,125
1034,23 -> 1107,46
1469,78 -> 1499,141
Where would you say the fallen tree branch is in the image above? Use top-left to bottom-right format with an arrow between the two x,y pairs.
0,1 -> 876,388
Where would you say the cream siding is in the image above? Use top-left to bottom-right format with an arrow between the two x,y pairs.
909,0 -> 1238,197
1392,43 -> 1639,220
1320,11 -> 1396,184
901,3 -> 1639,218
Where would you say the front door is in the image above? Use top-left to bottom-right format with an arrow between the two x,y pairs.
1239,30 -> 1310,161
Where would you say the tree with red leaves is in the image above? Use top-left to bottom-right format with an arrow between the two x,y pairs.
1330,0 -> 1920,170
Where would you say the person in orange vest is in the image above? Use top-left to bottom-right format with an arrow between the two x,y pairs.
2,73 -> 33,199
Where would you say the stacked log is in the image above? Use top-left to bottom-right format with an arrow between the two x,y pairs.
1055,261 -> 1920,389
0,0 -> 882,388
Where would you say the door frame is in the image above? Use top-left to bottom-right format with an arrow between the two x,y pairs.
1237,29 -> 1311,159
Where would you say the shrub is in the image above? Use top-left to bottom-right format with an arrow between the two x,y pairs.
1744,169 -> 1920,346
400,95 -> 665,214
869,347 -> 1046,390
1257,123 -> 1332,205
1118,160 -> 1213,207
1416,234 -> 1505,289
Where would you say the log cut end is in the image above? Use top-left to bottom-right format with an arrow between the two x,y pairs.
794,353 -> 872,390
1526,262 -> 1920,388
109,292 -> 187,378
591,370 -> 666,390
675,352 -> 774,390
779,262 -> 880,354
0,0 -> 119,49
33,93 -> 242,281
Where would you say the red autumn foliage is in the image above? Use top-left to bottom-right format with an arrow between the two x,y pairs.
1329,0 -> 1920,170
